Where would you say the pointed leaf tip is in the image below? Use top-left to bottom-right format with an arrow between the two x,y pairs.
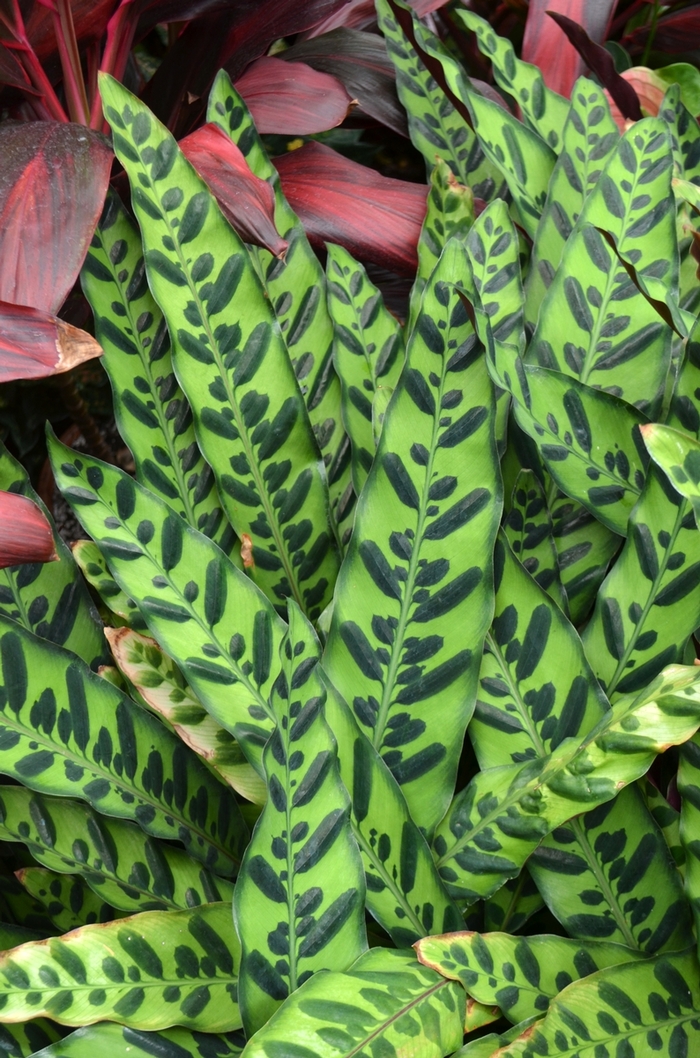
0,491 -> 56,568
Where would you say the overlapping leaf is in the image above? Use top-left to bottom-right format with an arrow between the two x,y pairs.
0,786 -> 234,915
0,614 -> 246,878
17,867 -> 120,932
504,470 -> 566,610
71,539 -> 147,632
99,75 -> 339,618
0,1018 -> 62,1057
679,733 -> 700,949
234,603 -> 366,1034
641,776 -> 685,876
323,238 -> 501,834
82,190 -> 232,550
241,947 -> 464,1058
0,903 -> 241,1031
483,868 -> 544,935
50,435 -> 285,775
326,244 -> 405,493
549,487 -> 621,626
30,1023 -> 246,1058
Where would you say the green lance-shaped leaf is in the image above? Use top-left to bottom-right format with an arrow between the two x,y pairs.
530,783 -> 692,953
451,1017 -> 538,1058
0,872 -> 56,938
17,867 -> 121,932
498,947 -> 700,1058
0,444 -> 106,670
640,775 -> 685,876
375,0 -> 503,200
323,238 -> 501,834
504,470 -> 567,610
641,422 -> 700,527
321,669 -> 463,944
0,615 -> 245,878
483,866 -> 544,934
30,1022 -> 246,1058
471,532 -> 610,773
241,947 -> 465,1058
667,316 -> 700,439
679,734 -> 700,949
99,75 -> 339,619
528,223 -> 673,418
456,10 -> 569,154
581,467 -> 700,697
82,191 -> 233,551
0,1018 -> 62,1057
525,77 -> 620,325
326,244 -> 405,494
406,7 -> 555,240
72,540 -> 147,631
416,932 -> 645,1026
105,626 -> 266,805
659,86 -> 700,311
0,903 -> 241,1031
207,72 -> 355,549
407,158 -> 476,342
0,785 -> 234,915
234,602 -> 366,1034
432,662 -> 700,904
549,485 -> 620,626
50,435 -> 285,775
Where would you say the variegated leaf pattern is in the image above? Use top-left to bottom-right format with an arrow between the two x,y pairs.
666,317 -> 700,440
72,539 -> 146,631
82,191 -> 232,550
416,931 -> 643,1025
206,73 -> 354,550
497,948 -> 700,1058
642,421 -> 700,528
375,0 -> 502,200
504,470 -> 567,610
323,238 -> 501,834
0,785 -> 234,915
0,876 -> 55,939
452,1017 -> 538,1058
679,733 -> 700,946
321,670 -> 463,945
525,78 -> 619,324
0,1018 -> 62,1057
0,614 -> 246,878
640,776 -> 685,876
433,663 -> 700,904
17,867 -> 120,932
99,75 -> 339,617
483,867 -> 544,935
234,602 -> 365,1034
50,435 -> 285,775
658,86 -> 700,312
471,532 -> 609,773
407,158 -> 476,341
326,244 -> 405,494
0,444 -> 106,669
0,904 -> 240,1031
105,626 -> 266,804
30,1022 -> 246,1058
549,487 -> 620,626
456,10 -> 569,153
241,948 -> 464,1058
530,783 -> 692,952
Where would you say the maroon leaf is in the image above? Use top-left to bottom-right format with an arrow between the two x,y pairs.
0,490 -> 57,569
178,123 -> 288,258
0,40 -> 40,94
282,28 -> 408,137
624,7 -> 700,56
234,56 -> 353,135
23,0 -> 116,57
302,0 -> 377,36
0,300 -> 103,382
274,141 -> 427,275
408,0 -> 450,13
547,11 -> 643,120
522,0 -> 616,98
0,122 -> 112,313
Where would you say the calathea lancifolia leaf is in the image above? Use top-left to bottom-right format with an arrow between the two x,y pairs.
503,470 -> 567,610
234,602 -> 366,1035
49,433 -> 284,776
323,237 -> 501,835
105,626 -> 267,805
29,1023 -> 246,1058
0,443 -> 107,669
0,904 -> 241,1031
496,948 -> 700,1058
0,614 -> 245,878
0,785 -> 234,915
641,421 -> 700,527
0,1019 -> 61,1057
483,866 -> 544,934
82,190 -> 233,551
679,733 -> 700,948
18,867 -> 121,932
640,775 -> 685,877
416,931 -> 645,1025
326,244 -> 405,494
99,74 -> 339,619
241,948 -> 465,1058
321,670 -> 463,944
524,77 -> 619,324
71,538 -> 147,631
206,72 -> 355,550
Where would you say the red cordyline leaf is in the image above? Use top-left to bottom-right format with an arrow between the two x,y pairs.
522,0 -> 617,98
0,122 -> 112,313
0,491 -> 56,569
0,301 -> 103,383
302,0 -> 377,36
274,141 -> 428,275
605,67 -> 666,132
624,7 -> 700,56
235,56 -> 353,135
23,0 -> 116,58
179,123 -> 288,258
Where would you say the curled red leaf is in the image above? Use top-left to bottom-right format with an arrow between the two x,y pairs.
0,301 -> 103,383
0,491 -> 56,569
235,56 -> 354,135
